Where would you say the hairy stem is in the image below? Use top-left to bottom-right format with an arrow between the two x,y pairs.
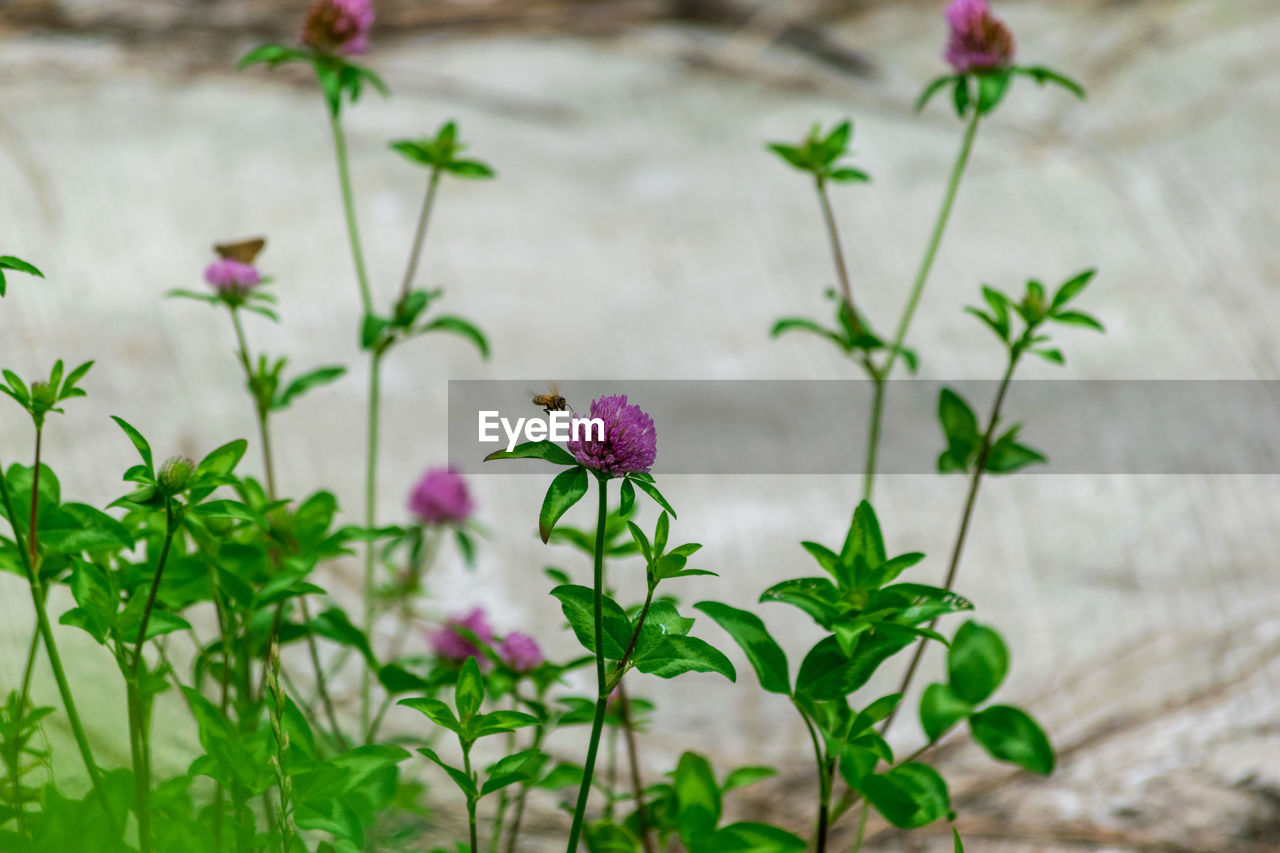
815,176 -> 856,317
564,477 -> 611,853
862,108 -> 981,501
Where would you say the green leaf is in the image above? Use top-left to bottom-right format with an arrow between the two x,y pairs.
769,317 -> 846,351
398,697 -> 461,735
110,415 -> 154,474
276,366 -> 346,409
759,577 -> 840,628
1051,268 -> 1096,310
1018,65 -> 1087,100
420,315 -> 490,359
673,752 -> 721,845
947,621 -> 1009,705
447,159 -> 496,179
630,477 -> 676,518
469,710 -> 540,738
618,479 -> 636,517
796,632 -> 912,701
539,466 -> 589,544
481,748 -> 546,796
378,664 -> 431,694
710,823 -> 806,853
969,705 -> 1054,775
721,766 -> 776,793
1032,348 -> 1065,365
693,601 -> 790,695
920,682 -> 973,742
550,585 -> 632,659
976,69 -> 1012,114
484,440 -> 578,467
307,607 -> 377,668
915,75 -> 956,112
954,828 -> 966,852
633,635 -> 736,682
937,388 -> 980,473
418,747 -> 477,799
861,762 -> 951,830
952,76 -> 971,117
236,43 -> 308,69
195,439 -> 247,480
766,142 -> 810,172
1051,310 -> 1105,332
984,429 -> 1047,474
455,656 -> 484,720
828,167 -> 870,183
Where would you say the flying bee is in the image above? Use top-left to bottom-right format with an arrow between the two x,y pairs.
532,383 -> 572,415
213,237 -> 266,264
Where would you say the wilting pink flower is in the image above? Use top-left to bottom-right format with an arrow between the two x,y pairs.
204,259 -> 261,298
430,608 -> 493,662
301,0 -> 375,56
408,467 -> 474,525
944,0 -> 1016,73
567,395 -> 657,477
499,632 -> 544,672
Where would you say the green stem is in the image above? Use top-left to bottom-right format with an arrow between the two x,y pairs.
503,689 -> 548,853
564,477 -> 611,853
399,168 -> 442,303
862,108 -> 981,501
799,708 -> 831,853
0,453 -> 116,834
815,177 -> 856,317
463,741 -> 479,853
360,350 -> 384,735
230,309 -> 277,499
878,352 -> 1017,738
327,110 -> 374,317
128,499 -> 177,853
617,681 -> 655,853
850,801 -> 870,853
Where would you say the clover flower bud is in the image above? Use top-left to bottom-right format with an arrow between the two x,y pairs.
408,466 -> 474,525
498,632 -> 544,673
429,608 -> 494,665
158,456 -> 196,495
944,0 -> 1016,74
301,0 -> 375,56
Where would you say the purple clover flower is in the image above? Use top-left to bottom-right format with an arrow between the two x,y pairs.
429,608 -> 493,663
301,0 -> 375,56
408,466 -> 474,525
567,395 -> 657,477
204,258 -> 262,299
944,0 -> 1016,74
498,632 -> 544,673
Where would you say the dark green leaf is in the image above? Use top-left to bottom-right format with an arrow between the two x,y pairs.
861,762 -> 951,830
110,416 -> 153,473
455,656 -> 484,720
420,315 -> 490,359
947,621 -> 1009,705
539,466 -> 589,544
1051,310 -> 1105,332
920,682 -> 973,742
484,440 -> 578,467
969,705 -> 1054,775
550,585 -> 632,659
693,601 -> 790,695
276,366 -> 346,409
1051,268 -> 1096,310
633,635 -> 736,681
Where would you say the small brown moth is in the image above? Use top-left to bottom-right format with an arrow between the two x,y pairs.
213,237 -> 266,264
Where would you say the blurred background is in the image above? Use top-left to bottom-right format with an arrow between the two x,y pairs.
2,0 -> 1279,849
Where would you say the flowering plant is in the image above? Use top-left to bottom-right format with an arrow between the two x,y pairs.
0,2 -> 1106,852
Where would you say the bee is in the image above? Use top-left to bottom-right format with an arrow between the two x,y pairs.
213,237 -> 266,264
532,383 -> 572,415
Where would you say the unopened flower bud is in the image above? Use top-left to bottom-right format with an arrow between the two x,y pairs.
158,456 -> 196,495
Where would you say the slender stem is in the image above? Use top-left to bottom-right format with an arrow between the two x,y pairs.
799,709 -> 831,853
360,350 -> 384,735
399,168 -> 442,303
28,429 -> 41,568
230,309 -> 277,499
503,689 -> 548,853
129,500 -> 177,853
0,453 -> 116,833
617,681 -> 655,853
297,595 -> 344,743
850,801 -> 870,853
327,110 -> 374,317
209,561 -> 232,853
565,477 -> 610,853
815,177 -> 856,315
17,597 -> 40,714
879,353 -> 1018,739
862,108 -> 982,501
463,741 -> 479,853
